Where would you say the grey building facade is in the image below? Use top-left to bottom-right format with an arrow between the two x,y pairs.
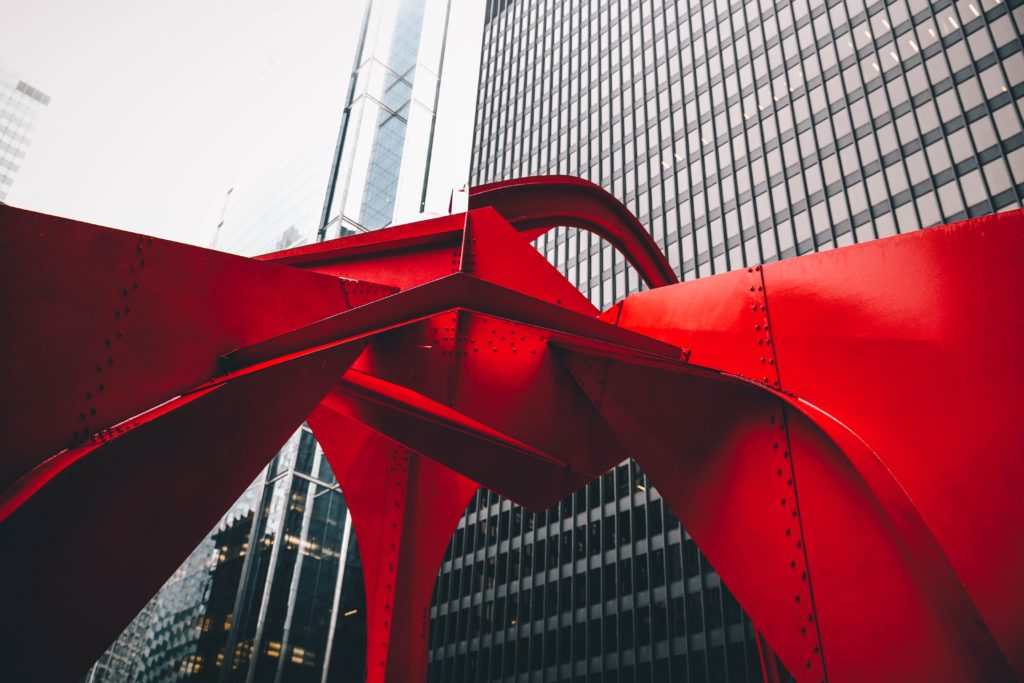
427,0 -> 1024,682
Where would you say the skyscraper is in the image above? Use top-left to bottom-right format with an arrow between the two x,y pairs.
319,0 -> 456,237
0,64 -> 50,202
427,0 -> 1024,681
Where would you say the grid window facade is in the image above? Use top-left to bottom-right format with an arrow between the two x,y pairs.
470,0 -> 1024,306
430,0 -> 1024,681
429,470 -> 763,683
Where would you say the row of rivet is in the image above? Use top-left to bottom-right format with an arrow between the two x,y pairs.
73,235 -> 151,446
751,266 -> 826,681
378,446 -> 411,670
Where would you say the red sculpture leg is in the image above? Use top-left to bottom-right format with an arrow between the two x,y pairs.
308,398 -> 478,683
0,339 -> 365,681
599,209 -> 1024,681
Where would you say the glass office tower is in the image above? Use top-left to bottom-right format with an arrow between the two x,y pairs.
428,0 -> 1024,682
86,430 -> 365,683
320,0 -> 455,237
0,63 -> 50,202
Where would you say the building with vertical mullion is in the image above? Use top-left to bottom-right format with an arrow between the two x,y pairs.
427,0 -> 1024,681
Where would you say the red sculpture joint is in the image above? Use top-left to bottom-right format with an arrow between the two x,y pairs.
0,176 -> 1021,683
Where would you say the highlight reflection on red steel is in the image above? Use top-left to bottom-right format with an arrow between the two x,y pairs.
0,176 -> 1021,683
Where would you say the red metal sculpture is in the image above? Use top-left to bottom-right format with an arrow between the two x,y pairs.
0,176 -> 1021,682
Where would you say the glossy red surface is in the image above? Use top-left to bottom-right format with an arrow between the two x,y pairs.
0,183 -> 1020,683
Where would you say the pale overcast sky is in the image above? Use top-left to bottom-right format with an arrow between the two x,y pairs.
2,0 -> 366,246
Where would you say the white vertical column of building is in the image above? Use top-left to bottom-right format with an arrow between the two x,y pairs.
331,0 -> 401,234
415,0 -> 487,217
391,0 -> 448,221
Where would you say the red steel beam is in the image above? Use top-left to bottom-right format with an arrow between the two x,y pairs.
0,188 -> 1020,683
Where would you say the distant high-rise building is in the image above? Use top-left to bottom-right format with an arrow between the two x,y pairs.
427,0 -> 1024,682
0,64 -> 50,202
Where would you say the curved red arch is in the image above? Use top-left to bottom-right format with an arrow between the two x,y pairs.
469,175 -> 679,289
